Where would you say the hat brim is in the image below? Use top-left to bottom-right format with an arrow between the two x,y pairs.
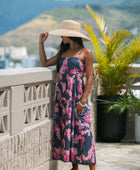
49,29 -> 90,42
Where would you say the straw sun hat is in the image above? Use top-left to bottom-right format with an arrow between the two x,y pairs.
49,20 -> 90,41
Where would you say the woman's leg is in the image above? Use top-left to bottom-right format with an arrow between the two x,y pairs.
72,163 -> 79,170
89,163 -> 96,170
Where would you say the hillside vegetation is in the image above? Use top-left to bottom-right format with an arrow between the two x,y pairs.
0,0 -> 139,35
0,4 -> 140,56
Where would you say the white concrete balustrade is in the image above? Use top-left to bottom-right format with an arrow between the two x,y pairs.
0,67 -> 57,136
0,64 -> 139,170
0,67 -> 58,170
0,89 -> 9,134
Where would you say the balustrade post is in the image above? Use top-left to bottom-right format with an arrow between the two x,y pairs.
10,85 -> 24,135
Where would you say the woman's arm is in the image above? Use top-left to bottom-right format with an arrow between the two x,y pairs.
81,49 -> 93,104
76,49 -> 93,115
39,32 -> 57,67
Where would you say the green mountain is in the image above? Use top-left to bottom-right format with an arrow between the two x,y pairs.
0,0 -> 139,35
0,4 -> 140,55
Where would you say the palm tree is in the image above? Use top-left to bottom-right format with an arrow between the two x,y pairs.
81,5 -> 140,96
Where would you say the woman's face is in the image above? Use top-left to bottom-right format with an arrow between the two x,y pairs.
61,36 -> 71,44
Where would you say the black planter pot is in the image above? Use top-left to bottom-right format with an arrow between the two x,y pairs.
97,95 -> 127,142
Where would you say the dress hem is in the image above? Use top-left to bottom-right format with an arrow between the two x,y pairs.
52,157 -> 96,165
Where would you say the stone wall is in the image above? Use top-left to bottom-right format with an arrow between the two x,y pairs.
0,119 -> 56,170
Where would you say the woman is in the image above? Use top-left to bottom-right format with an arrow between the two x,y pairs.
39,20 -> 96,170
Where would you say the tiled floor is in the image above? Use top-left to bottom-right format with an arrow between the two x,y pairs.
62,142 -> 140,170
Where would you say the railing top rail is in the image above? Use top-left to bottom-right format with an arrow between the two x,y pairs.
0,64 -> 139,89
0,67 -> 57,88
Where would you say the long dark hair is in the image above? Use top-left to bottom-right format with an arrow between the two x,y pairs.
56,37 -> 84,73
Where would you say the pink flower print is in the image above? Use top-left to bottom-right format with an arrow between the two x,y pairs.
79,61 -> 85,72
71,77 -> 75,84
84,116 -> 90,123
63,57 -> 68,65
75,155 -> 81,162
71,153 -> 74,161
67,114 -> 71,119
71,130 -> 74,138
66,89 -> 72,100
86,104 -> 90,109
64,128 -> 71,141
81,122 -> 91,131
58,73 -> 62,80
60,81 -> 66,93
82,146 -> 95,162
67,108 -> 72,119
74,134 -> 81,144
68,83 -> 72,88
59,59 -> 68,75
70,68 -> 78,74
81,136 -> 85,143
77,72 -> 84,79
59,58 -> 68,73
63,150 -> 70,162
53,147 -> 61,159
82,129 -> 91,136
67,106 -> 71,113
67,75 -> 75,88
54,103 -> 59,113
71,147 -> 78,155
72,120 -> 74,126
71,148 -> 78,162
64,63 -> 68,71
61,139 -> 65,150
77,85 -> 82,93
57,87 -> 61,100
77,93 -> 83,99
61,96 -> 67,103
56,84 -> 60,91
61,121 -> 65,131
77,77 -> 82,85
65,119 -> 71,127
54,124 -> 61,140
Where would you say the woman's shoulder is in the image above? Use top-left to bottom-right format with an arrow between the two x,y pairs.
83,48 -> 93,57
83,47 -> 92,53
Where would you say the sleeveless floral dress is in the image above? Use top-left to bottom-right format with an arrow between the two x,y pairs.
52,48 -> 96,164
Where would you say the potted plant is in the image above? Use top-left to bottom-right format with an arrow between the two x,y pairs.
107,88 -> 140,143
81,5 -> 140,142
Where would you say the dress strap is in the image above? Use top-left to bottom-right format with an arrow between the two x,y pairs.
78,47 -> 86,57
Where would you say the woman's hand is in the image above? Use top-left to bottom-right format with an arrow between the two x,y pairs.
75,102 -> 85,116
39,32 -> 49,44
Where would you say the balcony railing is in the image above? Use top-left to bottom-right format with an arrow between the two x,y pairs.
0,67 -> 58,136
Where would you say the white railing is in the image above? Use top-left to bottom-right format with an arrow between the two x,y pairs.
0,67 -> 59,170
0,88 -> 9,134
0,67 -> 57,136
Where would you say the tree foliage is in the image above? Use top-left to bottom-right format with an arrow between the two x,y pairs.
81,5 -> 140,96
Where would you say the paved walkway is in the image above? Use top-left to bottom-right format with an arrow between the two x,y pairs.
62,142 -> 140,170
